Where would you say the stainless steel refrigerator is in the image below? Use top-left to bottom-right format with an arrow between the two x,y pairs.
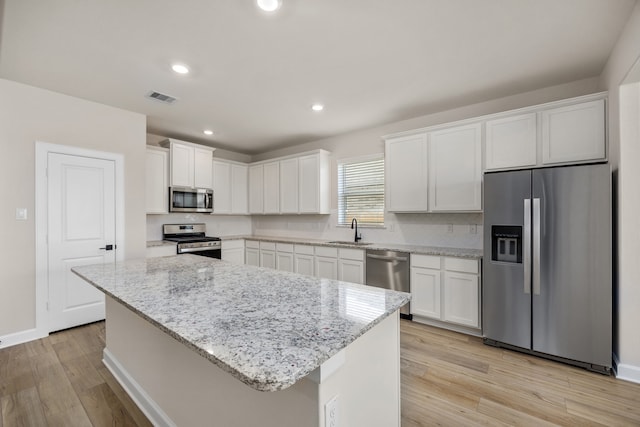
483,163 -> 612,373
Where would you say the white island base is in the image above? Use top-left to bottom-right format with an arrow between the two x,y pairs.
103,297 -> 401,427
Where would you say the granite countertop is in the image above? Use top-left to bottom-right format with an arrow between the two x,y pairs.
72,255 -> 410,392
221,235 -> 483,259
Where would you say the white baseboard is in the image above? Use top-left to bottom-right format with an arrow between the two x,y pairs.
103,348 -> 176,427
0,328 -> 48,350
615,359 -> 640,384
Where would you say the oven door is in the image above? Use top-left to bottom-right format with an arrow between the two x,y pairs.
170,187 -> 213,213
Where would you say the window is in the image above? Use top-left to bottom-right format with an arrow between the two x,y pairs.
337,155 -> 385,227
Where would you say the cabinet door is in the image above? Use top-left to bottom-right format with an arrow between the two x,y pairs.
315,256 -> 338,280
338,259 -> 364,284
194,147 -> 213,189
280,158 -> 299,214
542,99 -> 605,165
260,250 -> 276,269
263,162 -> 280,214
429,123 -> 482,211
299,153 -> 330,214
410,267 -> 441,319
170,142 -> 194,187
443,271 -> 479,328
145,148 -> 168,214
212,160 -> 231,214
222,248 -> 244,265
245,248 -> 260,266
295,254 -> 314,276
231,164 -> 249,214
248,165 -> 264,214
276,252 -> 294,272
485,113 -> 537,170
385,134 -> 428,212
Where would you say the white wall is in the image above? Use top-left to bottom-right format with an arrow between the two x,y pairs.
0,78 -> 147,337
599,0 -> 640,382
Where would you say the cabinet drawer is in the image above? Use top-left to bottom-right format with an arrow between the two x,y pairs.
260,241 -> 276,251
245,240 -> 260,249
221,239 -> 244,250
315,246 -> 338,258
294,244 -> 314,255
444,257 -> 479,274
411,254 -> 441,269
338,248 -> 364,261
276,243 -> 294,253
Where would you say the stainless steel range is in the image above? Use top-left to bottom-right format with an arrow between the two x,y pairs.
162,223 -> 221,259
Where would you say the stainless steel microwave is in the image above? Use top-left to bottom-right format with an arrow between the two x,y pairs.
169,187 -> 213,213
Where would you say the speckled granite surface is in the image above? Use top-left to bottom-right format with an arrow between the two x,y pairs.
72,255 -> 410,392
221,235 -> 483,259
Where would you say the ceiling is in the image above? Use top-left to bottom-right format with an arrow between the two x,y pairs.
0,0 -> 636,155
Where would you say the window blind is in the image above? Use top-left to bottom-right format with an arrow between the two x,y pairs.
337,156 -> 385,227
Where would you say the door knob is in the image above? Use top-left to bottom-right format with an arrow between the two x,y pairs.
99,244 -> 114,251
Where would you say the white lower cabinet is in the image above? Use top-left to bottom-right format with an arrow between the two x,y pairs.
245,240 -> 260,266
259,241 -> 276,269
443,271 -> 479,328
315,246 -> 339,280
410,266 -> 441,319
276,243 -> 294,272
411,254 -> 481,331
337,248 -> 365,284
294,245 -> 314,276
221,240 -> 245,265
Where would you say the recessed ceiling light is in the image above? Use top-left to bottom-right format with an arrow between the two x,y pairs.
203,130 -> 213,136
311,103 -> 324,112
257,0 -> 282,12
171,64 -> 190,74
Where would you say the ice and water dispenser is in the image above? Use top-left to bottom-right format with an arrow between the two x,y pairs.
491,226 -> 522,264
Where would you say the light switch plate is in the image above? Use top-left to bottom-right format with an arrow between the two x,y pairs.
16,208 -> 27,220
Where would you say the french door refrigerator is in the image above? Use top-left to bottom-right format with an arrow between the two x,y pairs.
483,163 -> 612,373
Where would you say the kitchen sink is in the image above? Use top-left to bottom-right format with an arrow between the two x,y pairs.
327,241 -> 373,246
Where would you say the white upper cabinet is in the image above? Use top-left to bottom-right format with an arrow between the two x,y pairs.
249,164 -> 264,214
485,113 -> 537,170
429,123 -> 482,212
212,160 -> 231,214
194,147 -> 214,188
212,159 -> 248,215
280,157 -> 299,214
248,150 -> 331,215
385,134 -> 428,212
231,164 -> 249,214
385,127 -> 480,213
160,138 -> 215,189
145,146 -> 169,214
541,99 -> 605,165
298,151 -> 330,214
263,161 -> 280,214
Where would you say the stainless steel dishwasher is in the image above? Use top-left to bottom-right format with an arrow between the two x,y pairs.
365,249 -> 411,318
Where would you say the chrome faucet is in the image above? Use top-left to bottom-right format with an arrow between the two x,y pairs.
351,218 -> 362,243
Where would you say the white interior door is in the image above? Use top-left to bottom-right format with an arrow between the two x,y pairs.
48,153 -> 116,332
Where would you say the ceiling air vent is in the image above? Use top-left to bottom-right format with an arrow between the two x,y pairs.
146,91 -> 177,104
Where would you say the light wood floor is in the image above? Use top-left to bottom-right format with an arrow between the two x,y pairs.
2,320 -> 640,426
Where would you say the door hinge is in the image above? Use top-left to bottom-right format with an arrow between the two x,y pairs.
46,301 -> 49,311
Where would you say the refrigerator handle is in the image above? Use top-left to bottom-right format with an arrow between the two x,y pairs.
533,198 -> 541,295
523,199 -> 531,295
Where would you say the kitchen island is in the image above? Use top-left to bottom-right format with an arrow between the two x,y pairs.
72,255 -> 410,427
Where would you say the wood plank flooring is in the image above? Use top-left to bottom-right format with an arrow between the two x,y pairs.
2,320 -> 640,426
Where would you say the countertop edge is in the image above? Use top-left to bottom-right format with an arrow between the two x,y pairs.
220,235 -> 483,259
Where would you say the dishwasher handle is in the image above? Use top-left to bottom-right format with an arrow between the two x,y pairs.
366,253 -> 408,262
